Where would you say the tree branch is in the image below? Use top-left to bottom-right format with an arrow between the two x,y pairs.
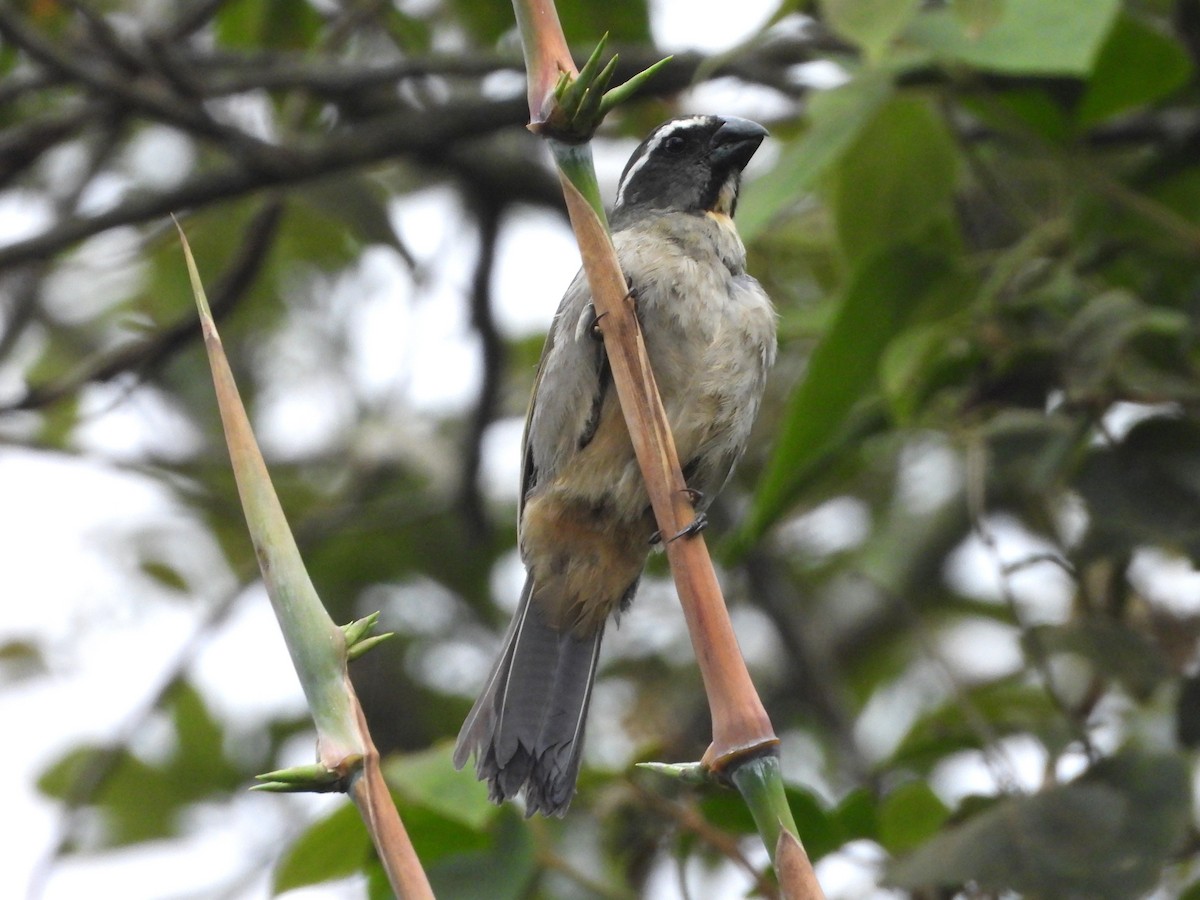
458,198 -> 505,542
0,97 -> 527,270
0,6 -> 282,167
4,200 -> 283,413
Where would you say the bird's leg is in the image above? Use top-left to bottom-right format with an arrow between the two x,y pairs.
649,488 -> 708,545
587,280 -> 638,343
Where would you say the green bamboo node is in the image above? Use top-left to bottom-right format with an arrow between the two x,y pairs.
597,55 -> 672,119
544,33 -> 671,142
252,761 -> 357,793
347,632 -> 395,661
342,611 -> 395,660
341,611 -> 380,646
729,754 -> 800,864
636,760 -> 712,785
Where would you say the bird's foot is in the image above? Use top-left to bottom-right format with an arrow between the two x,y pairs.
649,489 -> 709,544
666,512 -> 708,543
625,280 -> 639,315
583,303 -> 607,341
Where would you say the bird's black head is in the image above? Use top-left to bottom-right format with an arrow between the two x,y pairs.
611,115 -> 768,226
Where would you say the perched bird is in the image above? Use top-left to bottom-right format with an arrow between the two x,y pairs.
454,115 -> 777,816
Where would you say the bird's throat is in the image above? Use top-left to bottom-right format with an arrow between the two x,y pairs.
707,172 -> 741,217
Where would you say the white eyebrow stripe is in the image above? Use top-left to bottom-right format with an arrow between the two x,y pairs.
614,115 -> 709,207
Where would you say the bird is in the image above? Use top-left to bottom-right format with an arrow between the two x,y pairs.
453,115 -> 777,816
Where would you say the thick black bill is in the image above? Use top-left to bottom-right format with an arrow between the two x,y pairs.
710,116 -> 769,171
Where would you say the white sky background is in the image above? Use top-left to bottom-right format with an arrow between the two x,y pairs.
3,1 -> 1196,899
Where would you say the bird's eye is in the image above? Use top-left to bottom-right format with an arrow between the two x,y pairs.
663,135 -> 687,154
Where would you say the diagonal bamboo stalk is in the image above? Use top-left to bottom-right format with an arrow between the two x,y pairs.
508,2 -> 825,897
179,225 -> 432,900
555,174 -> 777,766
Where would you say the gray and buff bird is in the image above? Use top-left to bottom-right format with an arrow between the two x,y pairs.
454,115 -> 777,816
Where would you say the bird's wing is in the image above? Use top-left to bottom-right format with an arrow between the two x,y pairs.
517,268 -> 610,533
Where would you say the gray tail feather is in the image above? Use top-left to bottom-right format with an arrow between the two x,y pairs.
453,577 -> 602,817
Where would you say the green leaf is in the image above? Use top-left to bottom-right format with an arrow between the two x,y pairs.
382,7 -> 433,53
447,0 -> 513,44
738,72 -> 893,241
273,803 -> 372,893
273,768 -> 493,893
904,0 -> 1121,75
383,743 -> 497,831
216,0 -> 323,49
304,497 -> 504,612
366,858 -> 395,900
1030,619 -> 1169,698
822,0 -> 921,61
971,86 -> 1073,143
170,680 -> 243,786
1075,417 -> 1200,558
830,95 -> 960,263
699,789 -> 758,835
558,0 -> 651,45
299,175 -> 410,257
396,802 -> 491,867
35,392 -> 80,449
1060,290 -> 1192,403
888,679 -> 1069,771
0,638 -> 46,684
426,808 -> 537,900
784,785 -> 843,861
37,683 -> 244,848
278,195 -> 363,273
741,244 -> 959,544
39,747 -> 180,846
890,749 -> 1191,898
878,781 -> 950,854
1076,13 -> 1192,126
879,316 -> 976,423
951,0 -> 1005,38
833,788 -> 879,843
140,560 -> 189,593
